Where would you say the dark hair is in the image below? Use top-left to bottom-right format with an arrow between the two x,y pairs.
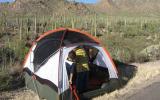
68,51 -> 76,62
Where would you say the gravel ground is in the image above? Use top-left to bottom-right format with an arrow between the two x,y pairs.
0,88 -> 39,100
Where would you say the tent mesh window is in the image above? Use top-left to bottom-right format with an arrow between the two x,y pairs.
33,31 -> 64,72
63,31 -> 98,45
33,39 -> 61,72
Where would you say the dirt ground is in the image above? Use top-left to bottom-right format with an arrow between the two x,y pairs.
0,60 -> 160,100
0,88 -> 39,100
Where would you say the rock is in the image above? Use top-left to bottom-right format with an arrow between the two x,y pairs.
140,44 -> 160,61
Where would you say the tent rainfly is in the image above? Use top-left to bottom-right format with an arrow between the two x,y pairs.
23,28 -> 119,100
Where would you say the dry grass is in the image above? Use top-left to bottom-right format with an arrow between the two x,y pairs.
0,88 -> 39,100
13,89 -> 39,100
94,60 -> 160,100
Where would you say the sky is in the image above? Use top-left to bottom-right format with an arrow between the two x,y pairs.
0,0 -> 15,2
0,0 -> 98,3
72,0 -> 98,4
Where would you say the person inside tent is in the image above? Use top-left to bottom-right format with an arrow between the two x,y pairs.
85,47 -> 99,65
65,51 -> 77,85
74,45 -> 90,93
66,51 -> 80,99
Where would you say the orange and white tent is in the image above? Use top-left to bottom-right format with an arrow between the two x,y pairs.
23,28 -> 118,100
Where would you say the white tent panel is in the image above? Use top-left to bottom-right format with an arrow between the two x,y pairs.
93,47 -> 118,78
24,44 -> 36,72
35,50 -> 60,87
60,46 -> 77,93
93,52 -> 107,68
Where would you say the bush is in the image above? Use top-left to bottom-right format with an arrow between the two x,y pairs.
0,47 -> 16,66
139,44 -> 160,61
0,71 -> 25,91
135,53 -> 150,63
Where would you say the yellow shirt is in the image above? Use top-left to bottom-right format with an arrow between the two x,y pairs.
75,48 -> 89,72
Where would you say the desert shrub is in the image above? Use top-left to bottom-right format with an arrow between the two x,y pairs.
139,44 -> 160,61
142,22 -> 159,33
0,71 -> 24,91
134,53 -> 150,63
0,47 -> 16,67
122,26 -> 139,38
97,22 -> 106,29
110,47 -> 134,63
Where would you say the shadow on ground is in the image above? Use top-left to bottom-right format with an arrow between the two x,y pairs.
81,60 -> 137,100
114,60 -> 137,88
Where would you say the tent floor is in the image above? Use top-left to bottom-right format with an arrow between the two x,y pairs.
76,65 -> 120,99
81,79 -> 120,99
87,64 -> 110,90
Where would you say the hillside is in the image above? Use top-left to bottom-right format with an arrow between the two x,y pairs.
11,0 -> 92,16
94,0 -> 160,16
1,0 -> 160,16
92,0 -> 114,12
114,0 -> 160,13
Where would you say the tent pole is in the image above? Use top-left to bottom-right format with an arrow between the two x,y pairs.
58,29 -> 68,95
59,29 -> 68,47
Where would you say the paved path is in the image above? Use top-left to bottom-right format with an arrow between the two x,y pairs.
127,76 -> 160,100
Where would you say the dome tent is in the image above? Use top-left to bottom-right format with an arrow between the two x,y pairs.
23,28 -> 119,100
